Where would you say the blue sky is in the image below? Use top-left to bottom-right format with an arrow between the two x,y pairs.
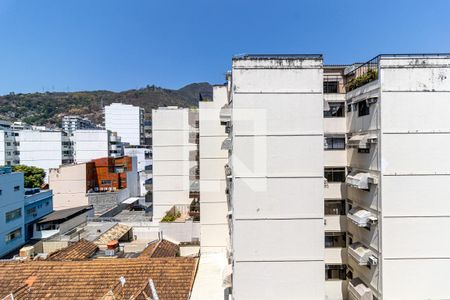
0,0 -> 449,94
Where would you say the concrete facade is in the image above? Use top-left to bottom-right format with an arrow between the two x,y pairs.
199,85 -> 229,252
151,107 -> 198,223
105,103 -> 145,146
227,55 -> 325,300
73,129 -> 123,163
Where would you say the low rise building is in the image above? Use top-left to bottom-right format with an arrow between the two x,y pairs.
24,188 -> 53,241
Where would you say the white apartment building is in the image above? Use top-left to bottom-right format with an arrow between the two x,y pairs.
73,129 -> 123,163
216,53 -> 450,300
343,54 -> 450,300
62,115 -> 95,135
105,103 -> 145,146
151,107 -> 198,223
0,128 -> 20,166
17,130 -> 73,178
198,85 -> 229,252
225,55 -> 325,300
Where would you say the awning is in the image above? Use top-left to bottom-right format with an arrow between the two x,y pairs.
346,171 -> 378,190
122,197 -> 140,204
222,264 -> 233,288
348,133 -> 377,149
221,137 -> 232,150
348,242 -> 373,265
348,278 -> 373,300
220,104 -> 232,123
347,207 -> 378,227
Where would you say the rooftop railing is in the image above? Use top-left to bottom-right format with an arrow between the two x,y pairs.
345,56 -> 380,92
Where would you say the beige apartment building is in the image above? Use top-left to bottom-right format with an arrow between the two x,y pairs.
212,53 -> 450,300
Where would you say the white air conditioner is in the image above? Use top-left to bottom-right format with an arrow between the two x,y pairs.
368,255 -> 378,266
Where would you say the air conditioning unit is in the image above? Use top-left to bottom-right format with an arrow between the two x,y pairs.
368,255 -> 378,266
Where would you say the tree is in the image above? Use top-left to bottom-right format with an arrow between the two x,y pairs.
11,165 -> 45,188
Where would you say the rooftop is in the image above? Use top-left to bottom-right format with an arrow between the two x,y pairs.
37,205 -> 93,225
0,257 -> 198,300
233,54 -> 323,60
47,239 -> 98,261
138,239 -> 179,259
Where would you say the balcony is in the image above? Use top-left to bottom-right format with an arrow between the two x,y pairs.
346,172 -> 378,190
220,103 -> 232,124
345,56 -> 379,92
348,242 -> 373,265
347,207 -> 377,227
348,278 -> 373,300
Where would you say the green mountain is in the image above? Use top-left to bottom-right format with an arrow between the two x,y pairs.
0,82 -> 212,126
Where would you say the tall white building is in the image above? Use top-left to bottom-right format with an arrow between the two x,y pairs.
225,55 -> 325,299
216,53 -> 450,300
198,85 -> 229,252
124,146 -> 152,198
105,103 -> 144,146
151,107 -> 198,223
0,128 -> 20,166
73,129 -> 123,163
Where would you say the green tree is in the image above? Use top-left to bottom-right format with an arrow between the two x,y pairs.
11,165 -> 46,188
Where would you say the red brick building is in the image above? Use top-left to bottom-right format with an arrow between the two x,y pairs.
89,156 -> 133,191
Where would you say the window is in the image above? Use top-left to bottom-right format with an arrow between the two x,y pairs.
101,180 -> 112,185
325,200 -> 346,215
5,228 -> 22,243
358,101 -> 370,117
6,142 -> 11,146
325,264 -> 347,280
324,136 -> 345,150
325,232 -> 347,248
347,104 -> 352,113
0,189 -> 2,195
37,223 -> 59,231
27,207 -> 37,215
324,102 -> 345,118
14,186 -> 20,191
323,81 -> 339,94
324,168 -> 346,183
5,208 -> 22,222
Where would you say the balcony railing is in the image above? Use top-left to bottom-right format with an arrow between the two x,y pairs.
345,56 -> 380,92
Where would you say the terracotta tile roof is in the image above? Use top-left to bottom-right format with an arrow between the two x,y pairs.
0,257 -> 198,300
47,239 -> 98,261
95,224 -> 132,245
139,239 -> 180,258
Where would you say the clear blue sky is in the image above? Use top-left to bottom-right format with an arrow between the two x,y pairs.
1,0 -> 449,94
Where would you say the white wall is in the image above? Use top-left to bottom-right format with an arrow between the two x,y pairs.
105,103 -> 143,146
73,130 -> 109,163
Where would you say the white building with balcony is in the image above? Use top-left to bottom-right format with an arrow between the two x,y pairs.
151,107 -> 199,223
344,54 -> 450,300
73,129 -> 123,163
105,103 -> 144,146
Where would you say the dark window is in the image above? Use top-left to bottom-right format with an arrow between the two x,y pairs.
325,264 -> 347,280
325,232 -> 347,248
325,136 -> 345,150
323,81 -> 339,94
325,200 -> 346,215
358,101 -> 370,117
5,228 -> 21,243
101,180 -> 112,185
324,102 -> 345,118
5,208 -> 22,222
324,168 -> 346,182
14,186 -> 20,191
358,148 -> 370,154
347,104 -> 352,113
